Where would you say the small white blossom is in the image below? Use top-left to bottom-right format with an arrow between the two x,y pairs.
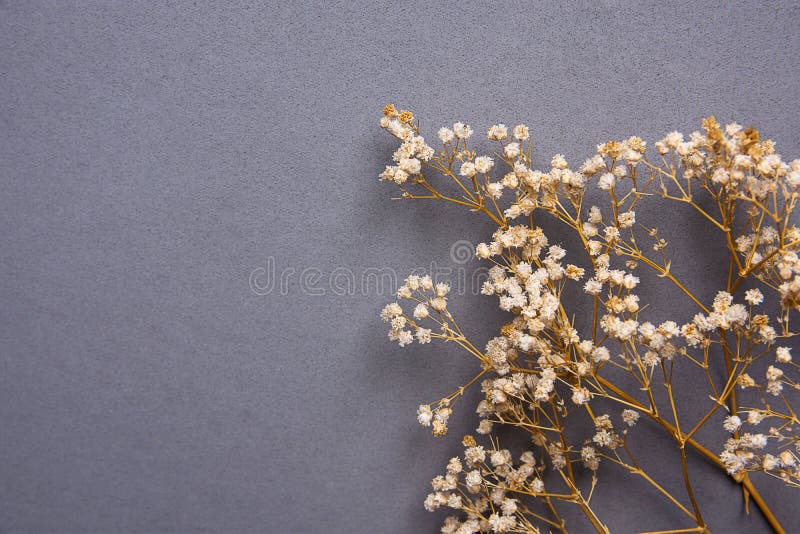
723,415 -> 742,433
417,328 -> 432,344
474,156 -> 494,174
487,124 -> 508,140
453,122 -> 473,139
381,302 -> 403,321
622,409 -> 640,426
598,172 -> 616,190
513,124 -> 530,140
745,288 -> 764,305
571,386 -> 591,405
397,330 -> 413,347
417,404 -> 433,426
618,211 -> 635,228
438,127 -> 455,143
460,161 -> 476,177
504,142 -> 520,159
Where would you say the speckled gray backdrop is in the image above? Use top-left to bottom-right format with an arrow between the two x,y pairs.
1,1 -> 799,533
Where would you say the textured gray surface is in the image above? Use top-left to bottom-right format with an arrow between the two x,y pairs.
1,1 -> 800,532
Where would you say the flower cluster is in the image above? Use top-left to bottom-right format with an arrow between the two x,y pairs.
425,435 -> 545,534
377,106 -> 800,533
380,274 -> 450,349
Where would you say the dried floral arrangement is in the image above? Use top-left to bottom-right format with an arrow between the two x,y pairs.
377,104 -> 800,533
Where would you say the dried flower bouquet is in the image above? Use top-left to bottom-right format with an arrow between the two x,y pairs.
378,104 -> 799,533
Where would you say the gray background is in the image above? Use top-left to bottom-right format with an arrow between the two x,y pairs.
1,1 -> 800,532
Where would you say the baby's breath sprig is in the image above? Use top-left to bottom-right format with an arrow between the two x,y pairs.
378,105 -> 800,533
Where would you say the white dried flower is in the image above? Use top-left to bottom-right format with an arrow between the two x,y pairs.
474,156 -> 494,174
723,415 -> 742,433
453,122 -> 473,139
745,288 -> 764,305
438,127 -> 455,144
571,386 -> 591,405
513,124 -> 530,140
460,161 -> 476,177
487,124 -> 508,140
417,404 -> 433,427
598,172 -> 616,190
417,328 -> 432,344
622,409 -> 640,426
504,142 -> 520,159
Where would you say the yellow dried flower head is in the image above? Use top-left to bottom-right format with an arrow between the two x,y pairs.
462,435 -> 476,447
432,420 -> 448,436
383,103 -> 398,117
626,136 -> 646,153
398,110 -> 414,123
597,140 -> 623,158
702,116 -> 723,143
742,127 -> 762,157
500,323 -> 517,338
